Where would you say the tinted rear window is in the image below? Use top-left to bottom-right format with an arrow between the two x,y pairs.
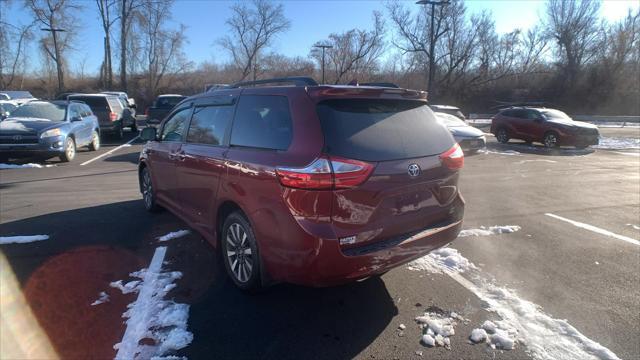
230,95 -> 292,150
317,99 -> 453,162
155,96 -> 184,108
69,96 -> 109,109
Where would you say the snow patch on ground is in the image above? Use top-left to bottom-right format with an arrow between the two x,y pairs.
91,291 -> 110,306
408,247 -> 477,273
0,163 -> 55,169
593,137 -> 640,150
515,159 -> 558,164
479,149 -> 522,156
415,311 -> 462,349
627,224 -> 640,230
157,230 -> 190,242
112,247 -> 192,359
458,225 -> 521,237
0,235 -> 49,244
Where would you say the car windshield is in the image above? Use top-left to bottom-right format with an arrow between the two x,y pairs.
435,112 -> 467,127
156,96 -> 183,107
9,102 -> 66,121
540,109 -> 572,121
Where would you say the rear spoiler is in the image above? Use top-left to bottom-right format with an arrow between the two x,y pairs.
307,86 -> 427,102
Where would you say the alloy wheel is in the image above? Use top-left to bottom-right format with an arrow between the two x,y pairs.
92,132 -> 100,150
497,129 -> 509,143
142,169 -> 153,209
65,139 -> 76,160
225,223 -> 253,283
544,133 -> 558,148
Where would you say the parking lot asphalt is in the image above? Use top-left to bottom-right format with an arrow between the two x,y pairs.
0,126 -> 638,359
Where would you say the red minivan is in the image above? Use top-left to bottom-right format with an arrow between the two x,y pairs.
138,77 -> 465,291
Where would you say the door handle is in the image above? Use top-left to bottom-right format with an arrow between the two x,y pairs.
170,150 -> 186,161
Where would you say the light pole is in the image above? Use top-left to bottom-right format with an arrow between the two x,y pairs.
314,44 -> 333,84
415,0 -> 449,96
41,27 -> 67,93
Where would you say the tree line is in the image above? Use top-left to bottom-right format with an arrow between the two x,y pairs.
1,0 -> 638,114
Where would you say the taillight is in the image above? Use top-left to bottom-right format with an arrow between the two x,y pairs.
440,143 -> 464,170
109,112 -> 118,121
276,155 -> 374,190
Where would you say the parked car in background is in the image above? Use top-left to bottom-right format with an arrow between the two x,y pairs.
491,107 -> 600,149
0,91 -> 36,105
435,112 -> 485,154
0,101 -> 19,120
68,94 -> 134,139
101,92 -> 137,132
138,77 -> 465,291
0,100 -> 100,162
145,94 -> 186,125
430,105 -> 466,120
101,91 -> 137,110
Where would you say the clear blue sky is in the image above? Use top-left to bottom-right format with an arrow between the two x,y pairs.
5,0 -> 639,75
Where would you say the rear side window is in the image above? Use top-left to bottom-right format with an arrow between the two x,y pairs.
230,95 -> 292,150
107,98 -> 123,111
161,108 -> 191,142
187,106 -> 233,146
69,97 -> 108,109
317,99 -> 453,162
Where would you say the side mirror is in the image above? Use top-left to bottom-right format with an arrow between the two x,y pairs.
71,116 -> 82,122
140,127 -> 157,141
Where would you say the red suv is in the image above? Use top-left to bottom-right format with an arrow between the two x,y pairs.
491,107 -> 600,148
138,77 -> 465,291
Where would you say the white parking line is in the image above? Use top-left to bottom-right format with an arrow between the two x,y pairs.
80,136 -> 139,166
545,213 -> 640,246
115,246 -> 167,360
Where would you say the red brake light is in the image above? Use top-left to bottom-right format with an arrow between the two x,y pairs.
276,156 -> 374,190
109,112 -> 118,121
440,143 -> 464,170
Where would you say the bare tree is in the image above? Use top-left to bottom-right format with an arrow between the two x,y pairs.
118,0 -> 141,91
218,0 -> 291,81
25,0 -> 80,93
136,0 -> 191,99
0,4 -> 34,89
96,0 -> 118,89
545,0 -> 601,87
310,12 -> 385,84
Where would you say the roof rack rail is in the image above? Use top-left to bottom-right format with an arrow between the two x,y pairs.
360,82 -> 400,88
230,76 -> 318,88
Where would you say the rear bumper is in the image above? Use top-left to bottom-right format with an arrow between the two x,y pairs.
258,194 -> 465,287
455,135 -> 486,151
99,120 -> 123,133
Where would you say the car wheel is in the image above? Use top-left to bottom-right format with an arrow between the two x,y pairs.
130,121 -> 138,133
543,132 -> 559,148
88,131 -> 100,151
114,123 -> 124,140
59,137 -> 76,162
496,128 -> 509,144
140,167 -> 161,212
222,211 -> 262,292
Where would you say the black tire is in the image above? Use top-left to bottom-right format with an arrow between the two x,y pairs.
496,128 -> 510,144
113,123 -> 124,140
130,121 -> 138,133
140,166 -> 161,212
88,130 -> 100,151
221,211 -> 262,292
59,137 -> 76,162
543,132 -> 559,148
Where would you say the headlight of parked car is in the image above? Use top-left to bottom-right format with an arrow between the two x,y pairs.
40,128 -> 62,138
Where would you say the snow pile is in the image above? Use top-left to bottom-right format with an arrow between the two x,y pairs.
469,320 -> 518,350
112,247 -> 193,359
0,163 -> 54,169
415,312 -> 462,349
0,235 -> 49,244
593,137 -> 640,150
627,224 -> 640,230
408,247 -> 477,273
157,230 -> 190,242
458,225 -> 521,237
91,291 -> 110,306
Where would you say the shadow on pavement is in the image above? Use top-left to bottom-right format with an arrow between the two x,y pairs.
180,250 -> 398,360
103,151 -> 140,164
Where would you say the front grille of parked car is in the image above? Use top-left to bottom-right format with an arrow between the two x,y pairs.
0,135 -> 39,145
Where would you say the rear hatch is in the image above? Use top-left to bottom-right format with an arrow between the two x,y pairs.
69,96 -> 118,126
316,98 -> 461,251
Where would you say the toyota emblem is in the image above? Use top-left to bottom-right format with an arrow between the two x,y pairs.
408,164 -> 420,177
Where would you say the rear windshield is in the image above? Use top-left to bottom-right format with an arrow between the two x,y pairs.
317,99 -> 453,162
69,96 -> 109,109
155,96 -> 184,108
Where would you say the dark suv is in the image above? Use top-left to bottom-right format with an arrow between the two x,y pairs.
138,77 -> 465,291
491,107 -> 600,148
68,94 -> 135,139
